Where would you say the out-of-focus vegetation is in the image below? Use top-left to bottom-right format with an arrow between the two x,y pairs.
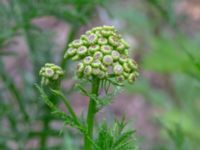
0,0 -> 200,150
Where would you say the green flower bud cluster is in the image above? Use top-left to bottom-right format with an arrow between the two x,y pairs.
64,25 -> 138,83
39,63 -> 64,85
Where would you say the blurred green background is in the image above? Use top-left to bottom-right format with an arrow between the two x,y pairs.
1,0 -> 200,149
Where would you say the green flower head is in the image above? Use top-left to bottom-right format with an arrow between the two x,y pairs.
64,25 -> 138,83
39,63 -> 64,86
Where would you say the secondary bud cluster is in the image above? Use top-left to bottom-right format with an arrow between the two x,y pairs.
64,26 -> 138,83
39,63 -> 64,85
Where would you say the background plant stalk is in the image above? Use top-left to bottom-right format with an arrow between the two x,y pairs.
84,77 -> 100,150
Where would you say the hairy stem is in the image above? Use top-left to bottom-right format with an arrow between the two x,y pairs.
84,77 -> 100,150
56,91 -> 79,124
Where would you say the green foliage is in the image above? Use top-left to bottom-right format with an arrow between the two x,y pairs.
95,119 -> 137,150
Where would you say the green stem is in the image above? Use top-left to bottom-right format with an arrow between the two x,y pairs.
84,77 -> 100,150
56,91 -> 79,124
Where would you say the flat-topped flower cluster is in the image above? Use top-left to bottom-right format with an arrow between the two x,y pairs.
64,26 -> 138,83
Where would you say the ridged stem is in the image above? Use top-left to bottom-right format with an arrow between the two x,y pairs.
84,77 -> 100,150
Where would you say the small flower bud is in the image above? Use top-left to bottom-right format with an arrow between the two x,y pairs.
124,49 -> 129,55
116,75 -> 125,82
89,45 -> 100,53
101,30 -> 112,36
56,70 -> 64,76
92,27 -> 101,32
94,51 -> 103,60
71,55 -> 80,61
117,43 -> 126,51
108,36 -> 119,46
101,45 -> 112,54
66,48 -> 77,57
84,65 -> 92,76
111,50 -> 120,60
123,72 -> 129,78
127,59 -> 138,70
83,56 -> 93,65
45,68 -> 54,77
92,68 -> 101,75
45,63 -> 54,67
98,71 -> 106,79
121,39 -> 129,48
128,73 -> 136,83
77,62 -> 84,73
103,25 -> 114,30
123,63 -> 131,72
92,60 -> 101,68
100,64 -> 107,72
77,46 -> 87,56
64,52 -> 69,59
113,64 -> 123,75
98,37 -> 107,45
103,55 -> 113,66
72,39 -> 83,47
119,55 -> 128,63
86,33 -> 98,44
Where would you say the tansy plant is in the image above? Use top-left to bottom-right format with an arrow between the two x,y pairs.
37,26 -> 138,150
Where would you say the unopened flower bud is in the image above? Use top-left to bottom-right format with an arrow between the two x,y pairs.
119,55 -> 128,63
123,72 -> 129,78
101,30 -> 112,36
103,25 -> 114,30
72,39 -> 83,47
103,55 -> 113,66
123,63 -> 131,72
77,46 -> 87,56
84,65 -> 92,76
94,51 -> 103,60
45,68 -> 54,77
66,48 -> 77,57
71,55 -> 80,61
127,59 -> 138,70
116,75 -> 125,82
92,68 -> 101,75
121,39 -> 129,48
100,64 -> 107,72
92,60 -> 101,68
117,43 -> 126,51
113,64 -> 123,75
108,36 -> 119,46
83,56 -> 93,65
77,62 -> 84,73
98,37 -> 107,45
101,45 -> 112,54
111,50 -> 120,60
128,73 -> 136,83
89,45 -> 100,53
86,33 -> 98,44
39,63 -> 64,86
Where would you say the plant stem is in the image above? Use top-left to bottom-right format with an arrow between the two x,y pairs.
84,77 -> 100,150
56,91 -> 79,124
